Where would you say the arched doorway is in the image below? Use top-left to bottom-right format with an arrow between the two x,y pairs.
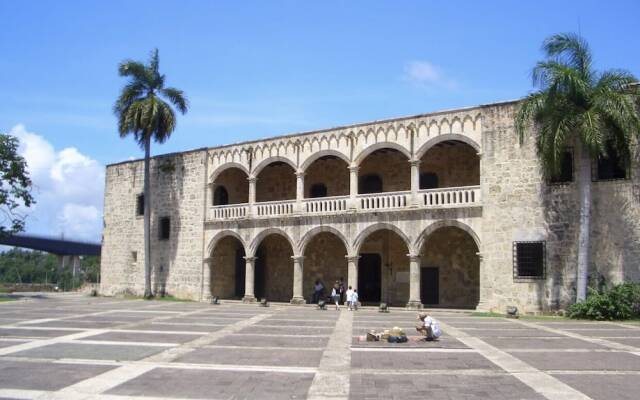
212,167 -> 249,205
419,140 -> 479,189
356,228 -> 411,306
302,231 -> 348,303
358,148 -> 410,194
419,226 -> 479,308
210,236 -> 246,299
254,233 -> 294,302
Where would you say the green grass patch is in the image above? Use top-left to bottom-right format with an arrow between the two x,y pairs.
471,311 -> 505,318
0,297 -> 17,302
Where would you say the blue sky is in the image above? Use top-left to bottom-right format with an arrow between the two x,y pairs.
1,0 -> 639,240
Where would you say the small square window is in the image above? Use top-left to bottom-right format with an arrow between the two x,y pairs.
131,251 -> 137,263
159,217 -> 170,240
513,241 -> 545,280
549,150 -> 573,184
595,143 -> 628,181
136,194 -> 144,216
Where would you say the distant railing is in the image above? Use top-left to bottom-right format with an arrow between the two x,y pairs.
420,186 -> 481,207
358,191 -> 409,210
304,195 -> 349,214
210,203 -> 248,219
256,200 -> 295,217
208,186 -> 482,220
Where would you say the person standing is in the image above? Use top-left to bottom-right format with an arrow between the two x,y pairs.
312,280 -> 324,304
345,286 -> 354,310
352,289 -> 359,310
338,277 -> 346,305
331,283 -> 340,310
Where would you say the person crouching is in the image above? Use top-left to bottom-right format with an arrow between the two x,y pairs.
416,312 -> 442,341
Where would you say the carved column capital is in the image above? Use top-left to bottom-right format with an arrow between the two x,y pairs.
407,254 -> 421,263
345,255 -> 361,263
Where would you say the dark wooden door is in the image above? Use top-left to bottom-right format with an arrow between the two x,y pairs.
254,249 -> 266,300
421,267 -> 439,305
358,253 -> 381,304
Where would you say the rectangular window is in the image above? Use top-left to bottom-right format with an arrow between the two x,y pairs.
159,217 -> 170,240
136,194 -> 144,216
549,149 -> 573,184
595,143 -> 628,181
513,241 -> 545,280
131,251 -> 137,264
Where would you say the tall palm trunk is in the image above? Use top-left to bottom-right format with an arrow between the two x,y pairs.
143,134 -> 153,299
576,142 -> 592,302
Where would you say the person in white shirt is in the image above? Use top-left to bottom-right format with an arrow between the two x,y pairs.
416,312 -> 442,341
352,289 -> 358,310
345,286 -> 354,310
331,283 -> 340,310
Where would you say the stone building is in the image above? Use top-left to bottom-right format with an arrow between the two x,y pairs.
100,100 -> 640,313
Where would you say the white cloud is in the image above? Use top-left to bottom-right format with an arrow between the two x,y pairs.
403,61 -> 458,90
9,124 -> 104,242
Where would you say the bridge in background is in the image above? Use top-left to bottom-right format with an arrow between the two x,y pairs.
0,234 -> 101,279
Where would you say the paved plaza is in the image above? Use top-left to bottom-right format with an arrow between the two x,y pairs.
0,295 -> 639,399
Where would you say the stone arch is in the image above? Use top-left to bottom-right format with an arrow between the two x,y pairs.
209,162 -> 249,182
353,222 -> 413,255
252,156 -> 297,176
354,142 -> 411,166
414,220 -> 480,254
299,226 -> 351,255
300,149 -> 351,172
415,134 -> 480,160
207,230 -> 247,255
249,228 -> 297,257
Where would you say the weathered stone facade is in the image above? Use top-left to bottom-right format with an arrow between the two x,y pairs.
100,100 -> 640,313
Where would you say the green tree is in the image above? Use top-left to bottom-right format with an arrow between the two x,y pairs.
114,49 -> 188,298
0,134 -> 34,235
515,33 -> 640,302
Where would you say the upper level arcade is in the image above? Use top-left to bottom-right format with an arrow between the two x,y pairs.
207,108 -> 483,221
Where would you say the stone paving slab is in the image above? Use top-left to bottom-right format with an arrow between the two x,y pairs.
482,337 -> 607,350
0,340 -> 26,349
107,368 -> 315,400
350,373 -> 546,400
25,320 -> 128,329
11,343 -> 167,361
563,329 -> 640,337
175,347 -> 324,367
351,351 -> 498,370
81,331 -> 201,344
471,328 -> 563,338
219,333 -> 330,348
606,337 -> 640,347
508,350 -> 640,371
551,373 -> 640,400
239,325 -> 333,336
0,328 -> 80,338
259,319 -> 335,327
0,360 -> 116,391
124,323 -> 222,333
351,336 -> 469,349
535,322 -> 626,329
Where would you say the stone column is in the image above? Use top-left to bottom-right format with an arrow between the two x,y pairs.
295,171 -> 305,213
406,254 -> 423,309
409,159 -> 421,207
346,255 -> 360,290
290,255 -> 305,304
475,252 -> 489,311
348,166 -> 359,210
247,176 -> 257,216
242,256 -> 257,303
202,257 -> 212,301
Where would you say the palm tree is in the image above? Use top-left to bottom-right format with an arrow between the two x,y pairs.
114,49 -> 188,298
515,33 -> 640,302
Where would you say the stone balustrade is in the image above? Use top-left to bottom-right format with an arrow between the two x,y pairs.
255,199 -> 296,217
420,185 -> 481,207
358,191 -> 410,210
303,195 -> 349,214
208,185 -> 481,220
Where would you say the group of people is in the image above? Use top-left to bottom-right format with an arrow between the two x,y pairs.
312,278 -> 359,310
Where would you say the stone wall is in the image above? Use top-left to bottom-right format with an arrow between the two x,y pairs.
420,142 -> 480,187
420,226 -> 479,308
257,234 -> 293,302
214,168 -> 249,204
100,150 -> 207,300
302,232 -> 348,301
358,149 -> 410,193
304,157 -> 349,197
256,163 -> 296,202
210,236 -> 243,299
